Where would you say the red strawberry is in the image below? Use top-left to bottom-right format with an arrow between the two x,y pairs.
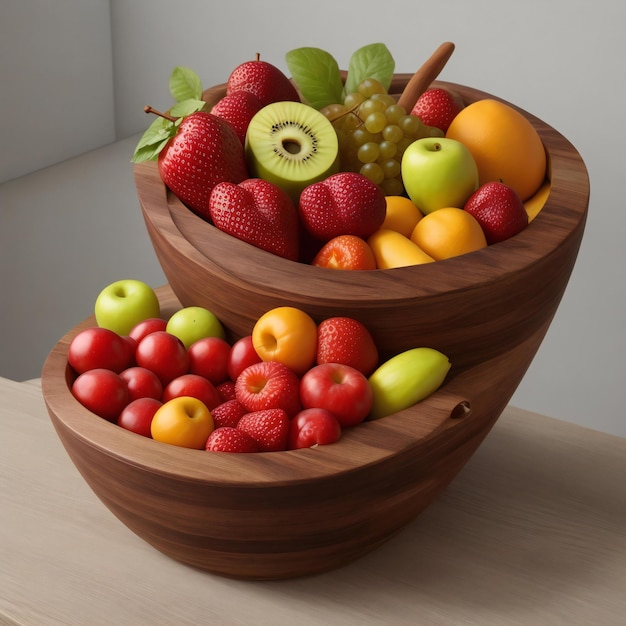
316,317 -> 379,376
157,111 -> 249,218
464,181 -> 529,244
205,427 -> 260,453
235,360 -> 301,418
411,88 -> 463,133
237,409 -> 290,452
210,91 -> 264,146
216,380 -> 237,402
226,54 -> 300,106
209,178 -> 300,261
211,399 -> 248,429
298,172 -> 386,242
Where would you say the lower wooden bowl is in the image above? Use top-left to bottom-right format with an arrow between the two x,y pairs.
43,286 -> 551,581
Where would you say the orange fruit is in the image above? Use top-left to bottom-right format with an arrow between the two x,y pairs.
410,207 -> 487,260
311,235 -> 377,270
381,196 -> 424,237
446,99 -> 547,201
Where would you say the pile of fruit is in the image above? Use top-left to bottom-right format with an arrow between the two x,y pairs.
68,280 -> 450,453
133,42 -> 549,269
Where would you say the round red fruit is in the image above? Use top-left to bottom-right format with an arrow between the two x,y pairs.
71,368 -> 129,422
119,366 -> 163,402
288,408 -> 342,449
118,397 -> 162,437
299,363 -> 373,427
135,331 -> 189,386
68,327 -> 133,374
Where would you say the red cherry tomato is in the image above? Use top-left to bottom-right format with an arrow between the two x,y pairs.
135,331 -> 189,385
71,368 -> 129,422
68,327 -> 133,374
118,397 -> 162,437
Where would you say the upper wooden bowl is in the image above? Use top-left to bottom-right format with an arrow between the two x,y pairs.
134,76 -> 589,371
41,77 -> 589,581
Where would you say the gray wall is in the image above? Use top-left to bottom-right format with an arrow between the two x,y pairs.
2,0 -> 625,438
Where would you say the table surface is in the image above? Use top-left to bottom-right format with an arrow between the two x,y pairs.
2,375 -> 625,626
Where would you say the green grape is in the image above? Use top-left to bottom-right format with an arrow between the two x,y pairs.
380,158 -> 401,179
320,103 -> 348,122
357,98 -> 387,120
385,104 -> 406,124
364,111 -> 387,134
396,136 -> 415,156
360,162 -> 385,185
378,140 -> 397,159
381,177 -> 405,196
352,128 -> 377,147
357,78 -> 386,98
357,142 -> 380,164
370,93 -> 396,108
382,124 -> 403,144
339,112 -> 362,132
344,92 -> 365,110
399,114 -> 423,137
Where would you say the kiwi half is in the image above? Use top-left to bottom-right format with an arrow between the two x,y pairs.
245,101 -> 340,202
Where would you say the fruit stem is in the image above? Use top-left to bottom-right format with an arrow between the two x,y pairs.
144,105 -> 177,122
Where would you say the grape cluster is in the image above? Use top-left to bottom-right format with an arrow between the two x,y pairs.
320,78 -> 443,196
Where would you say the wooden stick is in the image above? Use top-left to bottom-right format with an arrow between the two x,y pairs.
397,42 -> 456,112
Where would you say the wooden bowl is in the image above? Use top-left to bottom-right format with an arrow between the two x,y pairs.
43,286 -> 553,581
134,76 -> 589,370
41,77 -> 589,580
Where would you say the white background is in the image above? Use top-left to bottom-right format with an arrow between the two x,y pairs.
1,0 -> 625,437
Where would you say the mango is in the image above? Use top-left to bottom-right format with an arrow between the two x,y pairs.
367,228 -> 435,269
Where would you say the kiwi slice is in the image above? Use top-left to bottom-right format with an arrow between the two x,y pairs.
245,101 -> 340,202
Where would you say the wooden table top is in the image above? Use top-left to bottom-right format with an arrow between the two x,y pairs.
2,375 -> 625,625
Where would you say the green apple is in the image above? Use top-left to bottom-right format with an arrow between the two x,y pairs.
401,137 -> 479,214
94,279 -> 160,336
166,306 -> 226,349
368,347 -> 451,420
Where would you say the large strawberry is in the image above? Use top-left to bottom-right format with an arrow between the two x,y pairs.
210,91 -> 264,146
464,181 -> 529,244
210,399 -> 247,429
298,172 -> 386,242
157,111 -> 249,218
209,178 -> 300,261
234,360 -> 301,418
411,88 -> 462,133
226,54 -> 300,106
237,408 -> 291,452
316,317 -> 379,376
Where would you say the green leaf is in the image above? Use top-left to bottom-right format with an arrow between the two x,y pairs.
170,99 -> 207,117
169,66 -> 203,102
131,138 -> 171,163
344,43 -> 395,97
131,117 -> 176,163
285,47 -> 344,109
